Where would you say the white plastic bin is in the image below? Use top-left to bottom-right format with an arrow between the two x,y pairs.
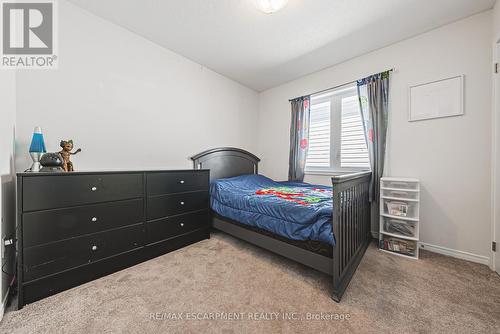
384,200 -> 418,219
381,188 -> 419,200
380,235 -> 417,256
381,180 -> 419,191
382,217 -> 417,238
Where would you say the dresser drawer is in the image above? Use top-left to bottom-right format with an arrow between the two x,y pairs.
147,210 -> 209,244
23,199 -> 144,248
147,191 -> 208,220
147,171 -> 208,196
23,224 -> 145,282
22,173 -> 144,211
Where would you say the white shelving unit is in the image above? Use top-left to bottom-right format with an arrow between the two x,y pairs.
379,177 -> 420,259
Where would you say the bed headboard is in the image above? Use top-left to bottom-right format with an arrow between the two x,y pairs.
191,147 -> 260,181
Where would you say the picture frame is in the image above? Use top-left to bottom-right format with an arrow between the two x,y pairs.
408,74 -> 464,122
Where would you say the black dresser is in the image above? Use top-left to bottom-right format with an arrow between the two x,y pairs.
17,170 -> 210,308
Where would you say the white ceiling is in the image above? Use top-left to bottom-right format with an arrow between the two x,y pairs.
68,0 -> 495,91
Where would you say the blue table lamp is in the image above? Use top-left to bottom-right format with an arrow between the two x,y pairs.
29,126 -> 47,172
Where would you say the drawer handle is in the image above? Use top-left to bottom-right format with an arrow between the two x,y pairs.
180,201 -> 185,205
91,186 -> 97,192
180,223 -> 184,227
91,217 -> 98,222
179,180 -> 185,184
91,245 -> 98,251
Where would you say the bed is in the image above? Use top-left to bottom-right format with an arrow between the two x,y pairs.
191,147 -> 371,302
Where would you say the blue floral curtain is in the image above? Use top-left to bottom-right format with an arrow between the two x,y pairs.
288,96 -> 311,182
357,71 -> 390,202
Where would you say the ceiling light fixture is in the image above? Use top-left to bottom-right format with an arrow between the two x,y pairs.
254,0 -> 289,14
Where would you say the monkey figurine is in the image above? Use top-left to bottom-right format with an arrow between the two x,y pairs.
59,140 -> 82,172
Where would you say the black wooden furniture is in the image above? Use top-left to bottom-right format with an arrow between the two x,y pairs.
191,147 -> 371,302
17,170 -> 210,308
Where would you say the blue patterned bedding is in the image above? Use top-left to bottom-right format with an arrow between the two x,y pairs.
210,174 -> 335,246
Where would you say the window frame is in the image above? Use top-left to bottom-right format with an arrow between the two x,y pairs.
305,85 -> 370,175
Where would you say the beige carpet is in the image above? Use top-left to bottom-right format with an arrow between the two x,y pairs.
1,232 -> 499,334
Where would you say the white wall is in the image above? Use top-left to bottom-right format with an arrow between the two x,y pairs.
494,0 -> 500,42
258,11 -> 493,260
0,70 -> 16,317
15,0 -> 259,171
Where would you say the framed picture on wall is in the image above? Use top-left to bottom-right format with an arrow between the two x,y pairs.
408,75 -> 464,122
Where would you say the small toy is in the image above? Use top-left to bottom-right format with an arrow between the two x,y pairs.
59,140 -> 82,172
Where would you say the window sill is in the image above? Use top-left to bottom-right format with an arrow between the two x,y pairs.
305,169 -> 370,176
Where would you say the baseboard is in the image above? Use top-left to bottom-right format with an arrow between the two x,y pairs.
419,242 -> 490,266
0,287 -> 9,323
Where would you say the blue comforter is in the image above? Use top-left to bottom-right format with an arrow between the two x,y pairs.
210,174 -> 335,245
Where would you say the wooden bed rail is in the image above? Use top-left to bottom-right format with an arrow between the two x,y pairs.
331,171 -> 372,302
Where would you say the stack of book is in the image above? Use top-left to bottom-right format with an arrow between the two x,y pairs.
379,238 -> 416,256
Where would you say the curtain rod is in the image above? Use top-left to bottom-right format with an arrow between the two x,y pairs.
288,68 -> 395,102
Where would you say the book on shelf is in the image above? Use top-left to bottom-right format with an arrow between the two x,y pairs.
380,237 -> 416,256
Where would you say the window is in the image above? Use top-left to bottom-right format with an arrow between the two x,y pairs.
305,84 -> 370,173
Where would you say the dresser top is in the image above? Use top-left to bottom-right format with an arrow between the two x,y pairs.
17,169 -> 209,177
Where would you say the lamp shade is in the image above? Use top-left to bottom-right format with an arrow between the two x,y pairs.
29,126 -> 47,153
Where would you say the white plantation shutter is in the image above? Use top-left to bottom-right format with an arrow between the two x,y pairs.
340,96 -> 370,168
305,85 -> 370,173
305,101 -> 331,168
